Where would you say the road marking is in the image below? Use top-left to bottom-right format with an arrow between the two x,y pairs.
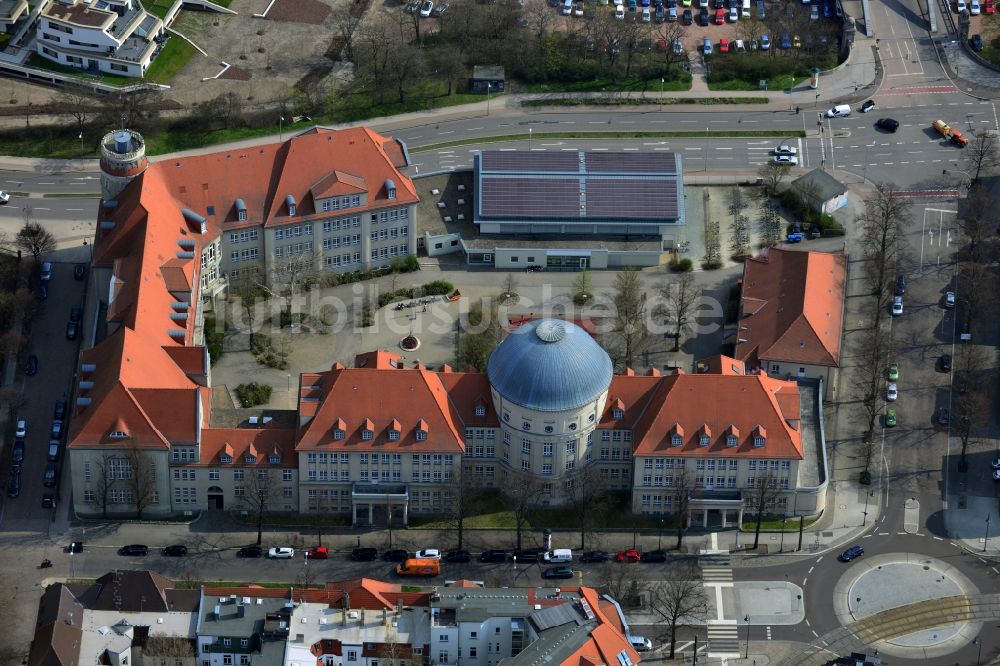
878,532 -> 890,535
933,536 -> 944,540
812,630 -> 819,637
808,566 -> 814,574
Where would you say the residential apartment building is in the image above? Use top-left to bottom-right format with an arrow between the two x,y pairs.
37,0 -> 166,78
31,575 -> 641,666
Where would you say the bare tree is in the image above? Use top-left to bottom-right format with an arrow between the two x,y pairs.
573,269 -> 594,304
92,453 -> 116,519
239,468 -> 279,546
605,267 -> 650,370
332,3 -> 365,60
964,132 -> 999,183
757,162 -> 790,196
954,388 -> 988,464
756,192 -> 783,248
501,273 -> 518,300
564,464 -> 611,551
672,470 -> 695,550
747,470 -> 783,550
124,438 -> 156,520
444,463 -> 482,550
657,271 -> 697,352
957,186 -> 1000,262
51,81 -> 99,135
501,469 -> 545,550
457,298 -> 503,371
850,319 -> 889,449
858,182 -> 910,313
596,562 -> 641,608
15,220 -> 56,261
647,561 -> 709,659
958,260 -> 996,332
230,271 -> 267,347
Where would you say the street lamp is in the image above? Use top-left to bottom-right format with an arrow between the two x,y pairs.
279,115 -> 284,142
660,77 -> 664,97
528,127 -> 532,151
985,514 -> 991,552
744,614 -> 750,658
973,637 -> 983,666
486,82 -> 492,117
658,517 -> 664,550
943,167 -> 972,191
779,518 -> 786,552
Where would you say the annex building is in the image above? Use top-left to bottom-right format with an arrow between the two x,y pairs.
459,151 -> 685,270
29,573 -> 641,666
67,126 -> 824,526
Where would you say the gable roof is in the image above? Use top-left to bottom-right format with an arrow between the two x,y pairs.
791,168 -> 848,201
77,571 -> 174,612
734,248 -> 846,368
29,585 -> 84,666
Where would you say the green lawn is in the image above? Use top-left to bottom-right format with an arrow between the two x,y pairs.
141,0 -> 175,19
526,75 -> 692,94
145,35 -> 197,84
741,516 -> 818,531
707,73 -> 807,91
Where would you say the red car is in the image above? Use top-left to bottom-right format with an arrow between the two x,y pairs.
616,550 -> 641,563
714,8 -> 725,23
720,38 -> 730,53
987,0 -> 995,13
306,546 -> 329,559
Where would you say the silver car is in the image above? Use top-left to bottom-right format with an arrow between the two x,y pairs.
268,547 -> 295,559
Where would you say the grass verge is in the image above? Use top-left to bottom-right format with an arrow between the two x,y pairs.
525,76 -> 692,93
740,516 -> 819,531
26,54 -> 133,87
412,129 -> 807,152
708,74 -> 806,91
522,96 -> 769,107
145,36 -> 198,84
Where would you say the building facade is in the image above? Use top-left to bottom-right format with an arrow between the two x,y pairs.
36,0 -> 166,77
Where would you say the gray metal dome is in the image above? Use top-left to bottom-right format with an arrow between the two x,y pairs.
487,319 -> 613,412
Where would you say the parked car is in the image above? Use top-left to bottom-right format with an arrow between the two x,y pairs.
729,4 -> 738,19
891,296 -> 903,316
36,285 -> 47,301
70,307 -> 82,323
119,544 -> 149,556
971,34 -> 984,51
40,262 -> 52,282
886,383 -> 898,401
839,545 -> 864,561
887,362 -> 899,381
15,419 -> 26,439
616,550 -> 641,563
774,145 -> 798,155
937,407 -> 951,426
419,0 -> 434,16
25,354 -> 38,376
542,566 -> 576,579
66,321 -> 79,340
719,38 -> 730,53
957,0 -> 967,11
810,3 -> 819,18
415,548 -> 442,560
12,439 -> 24,463
0,191 -> 9,204
885,409 -> 897,427
876,118 -> 900,132
268,547 -> 295,559
7,465 -> 21,498
780,33 -> 792,49
581,550 -> 610,563
351,547 -> 379,561
895,274 -> 906,295
444,549 -> 472,563
163,545 -> 188,556
306,546 -> 329,559
859,100 -> 876,113
682,8 -> 693,22
383,549 -> 409,562
940,354 -> 952,372
479,549 -> 507,563
714,7 -> 725,22
431,0 -> 449,15
945,291 -> 956,309
792,34 -> 802,47
405,0 -> 421,12
43,463 -> 57,486
51,420 -> 63,439
699,6 -> 709,22
54,400 -> 67,421
42,493 -> 57,509
971,0 -> 981,14
237,545 -> 263,558
987,0 -> 995,13
703,38 -> 713,54
761,33 -> 770,50
69,542 -> 84,554
773,155 -> 798,165
74,264 -> 87,281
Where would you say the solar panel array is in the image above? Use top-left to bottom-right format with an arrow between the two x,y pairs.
476,150 -> 682,223
480,177 -> 581,217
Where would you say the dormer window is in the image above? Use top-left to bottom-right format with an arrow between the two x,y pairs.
334,428 -> 345,440
670,433 -> 683,447
385,179 -> 397,200
269,453 -> 281,464
612,408 -> 624,420
245,454 -> 257,464
108,431 -> 128,439
362,429 -> 373,441
475,405 -> 486,417
752,425 -> 766,448
235,198 -> 247,222
416,430 -> 427,441
285,194 -> 296,217
726,435 -> 738,447
699,434 -> 710,447
388,419 -> 401,441
221,454 -> 232,464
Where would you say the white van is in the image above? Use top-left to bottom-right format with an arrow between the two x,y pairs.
629,636 -> 653,652
742,0 -> 751,16
562,0 -> 573,13
543,548 -> 573,563
48,440 -> 60,462
826,104 -> 851,118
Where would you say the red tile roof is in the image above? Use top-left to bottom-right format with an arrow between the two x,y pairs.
194,427 -> 297,466
735,248 -> 847,368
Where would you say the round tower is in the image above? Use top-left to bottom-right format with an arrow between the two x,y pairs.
99,128 -> 148,201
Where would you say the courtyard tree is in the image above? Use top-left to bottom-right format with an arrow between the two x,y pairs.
671,470 -> 695,550
756,193 -> 783,248
51,81 -> 100,136
606,267 -> 650,370
444,463 -> 482,551
15,220 -> 55,261
457,298 -> 503,371
964,132 -> 1000,184
123,438 -> 157,520
230,270 -> 267,347
657,271 -> 698,352
92,453 -> 116,519
596,561 -> 642,607
239,468 -> 280,546
564,464 -> 612,551
957,186 -> 1000,263
757,161 -> 790,196
572,269 -> 594,305
747,470 -> 783,550
501,469 -> 545,551
647,561 -> 709,659
332,2 -> 365,61
850,318 -> 889,453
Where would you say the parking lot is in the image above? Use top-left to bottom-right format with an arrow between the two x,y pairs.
3,259 -> 87,526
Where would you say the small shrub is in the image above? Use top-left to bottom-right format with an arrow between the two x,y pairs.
235,382 -> 272,408
423,280 -> 454,295
573,293 -> 593,305
391,255 -> 419,273
669,257 -> 694,272
701,259 -> 723,270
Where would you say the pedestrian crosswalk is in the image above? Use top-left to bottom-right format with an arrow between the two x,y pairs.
706,625 -> 741,656
700,549 -> 740,657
